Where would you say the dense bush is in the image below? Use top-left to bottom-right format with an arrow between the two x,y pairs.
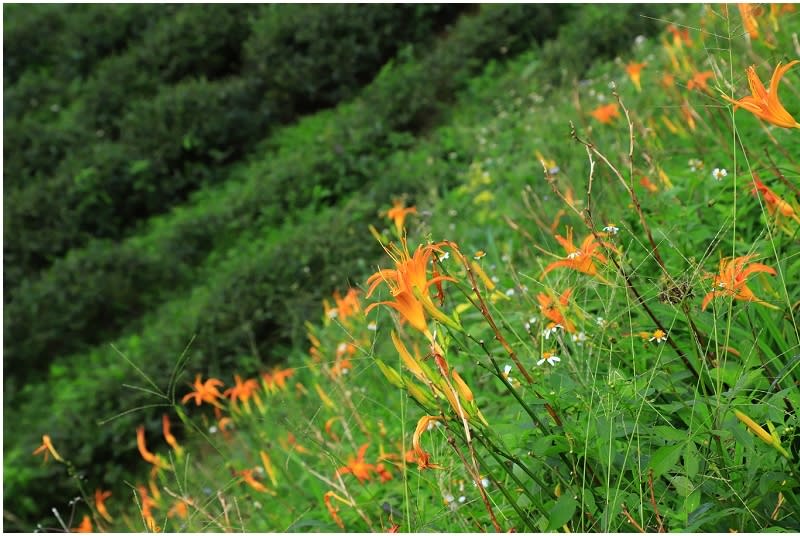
243,4 -> 464,117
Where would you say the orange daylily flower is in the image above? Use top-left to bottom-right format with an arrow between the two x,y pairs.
626,62 -> 647,92
224,374 -> 263,413
537,288 -> 576,333
738,4 -> 761,40
136,426 -> 169,470
541,227 -> 616,283
262,367 -> 295,393
701,255 -> 778,311
661,72 -> 676,89
751,174 -> 800,224
95,488 -> 113,522
412,416 -> 444,470
590,103 -> 620,124
32,434 -> 64,463
73,515 -> 93,533
181,374 -> 225,408
386,199 -> 418,234
332,288 -> 362,323
687,70 -> 715,93
722,61 -> 800,129
336,443 -> 378,483
162,414 -> 183,456
168,499 -> 190,520
366,240 -> 456,337
666,24 -> 692,47
640,176 -> 659,193
331,356 -> 353,378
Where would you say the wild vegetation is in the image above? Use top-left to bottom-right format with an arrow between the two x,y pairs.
4,4 -> 799,532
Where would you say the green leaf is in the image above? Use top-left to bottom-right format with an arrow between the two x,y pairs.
547,494 -> 577,531
648,442 -> 684,478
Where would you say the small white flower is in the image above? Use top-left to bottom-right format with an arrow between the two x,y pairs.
543,324 -> 564,339
688,158 -> 703,172
596,316 -> 606,327
481,478 -> 491,488
327,308 -> 339,319
712,168 -> 728,181
567,251 -> 582,260
634,35 -> 647,46
503,365 -> 513,375
367,321 -> 377,331
548,166 -> 560,175
341,368 -> 350,375
537,353 -> 561,366
444,493 -> 455,504
603,224 -> 620,234
253,501 -> 262,510
491,276 -> 500,284
427,420 -> 441,431
337,342 -> 348,354
505,288 -> 516,297
571,331 -> 587,345
209,426 -> 218,434
439,251 -> 450,261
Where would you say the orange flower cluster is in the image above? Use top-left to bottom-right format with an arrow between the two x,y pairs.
366,240 -> 455,338
537,288 -> 576,333
335,443 -> 393,483
722,61 -> 799,129
701,255 -> 777,311
386,199 -> 417,234
541,227 -> 616,283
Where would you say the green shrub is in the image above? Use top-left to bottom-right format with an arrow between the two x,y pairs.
243,4 -> 464,117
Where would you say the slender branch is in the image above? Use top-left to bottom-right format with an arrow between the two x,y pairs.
648,469 -> 666,533
621,504 -> 646,533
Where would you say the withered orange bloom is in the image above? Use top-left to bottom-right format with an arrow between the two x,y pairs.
626,62 -> 647,92
661,72 -> 676,89
323,491 -> 347,529
541,227 -> 616,283
412,416 -> 444,470
386,199 -> 418,234
162,414 -> 184,456
95,489 -> 113,522
687,70 -> 715,92
74,515 -> 93,533
722,61 -> 800,129
181,374 -> 225,408
701,255 -> 778,311
537,288 -> 576,333
336,443 -> 378,483
32,434 -> 64,463
137,426 -> 169,470
639,176 -> 659,193
238,468 -> 274,494
590,103 -> 620,124
751,175 -> 800,224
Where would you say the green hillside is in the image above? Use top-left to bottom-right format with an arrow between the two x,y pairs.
4,4 -> 799,532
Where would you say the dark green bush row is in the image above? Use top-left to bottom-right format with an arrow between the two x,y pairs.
3,3 -> 566,382
3,4 -> 164,90
243,4 -> 464,117
3,5 -> 464,292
